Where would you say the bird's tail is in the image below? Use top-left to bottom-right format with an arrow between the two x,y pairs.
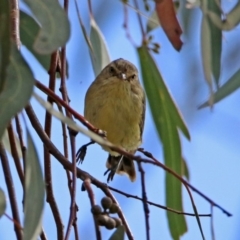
106,154 -> 136,182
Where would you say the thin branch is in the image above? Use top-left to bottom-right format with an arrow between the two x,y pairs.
0,143 -> 22,240
10,0 -> 21,48
133,0 -> 146,43
25,104 -> 134,240
84,179 -> 101,240
60,39 -> 78,239
35,79 -> 232,217
88,0 -> 93,19
137,162 -> 150,240
44,52 -> 64,240
137,149 -> 232,217
210,205 -> 215,240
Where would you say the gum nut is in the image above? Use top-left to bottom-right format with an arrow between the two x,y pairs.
101,197 -> 113,209
91,205 -> 102,215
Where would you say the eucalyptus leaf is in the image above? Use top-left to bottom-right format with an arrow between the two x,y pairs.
0,46 -> 34,141
89,17 -> 111,76
109,226 -> 125,240
22,0 -> 70,54
199,68 -> 240,108
146,11 -> 160,33
23,130 -> 45,240
20,11 -> 51,71
0,188 -> 6,217
138,46 -> 188,239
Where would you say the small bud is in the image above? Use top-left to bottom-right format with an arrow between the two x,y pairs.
96,214 -> 109,226
109,203 -> 120,214
105,217 -> 116,229
112,217 -> 122,227
91,205 -> 102,215
101,197 -> 113,210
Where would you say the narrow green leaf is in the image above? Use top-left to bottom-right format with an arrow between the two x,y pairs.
207,1 -> 240,31
2,130 -> 22,158
109,226 -> 125,240
137,46 -> 188,239
192,203 -> 205,240
0,46 -> 34,141
0,188 -> 6,217
0,0 -> 11,92
20,11 -> 51,71
22,0 -> 70,54
199,68 -> 240,108
201,13 -> 214,98
207,0 -> 222,87
90,17 -> 111,76
23,130 -> 45,240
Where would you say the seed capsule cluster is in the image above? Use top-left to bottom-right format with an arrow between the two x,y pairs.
91,197 -> 122,230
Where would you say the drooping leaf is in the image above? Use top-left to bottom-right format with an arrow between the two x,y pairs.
109,226 -> 125,240
22,0 -> 70,54
199,68 -> 240,108
155,0 -> 182,51
0,188 -> 6,217
0,0 -> 11,92
89,17 -> 111,76
201,14 -> 214,105
23,130 -> 45,240
20,11 -> 51,71
207,1 -> 240,31
147,2 -> 180,33
138,46 -> 188,239
207,0 -> 222,87
0,46 -> 34,141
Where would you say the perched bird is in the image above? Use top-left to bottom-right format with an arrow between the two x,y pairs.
84,58 -> 145,182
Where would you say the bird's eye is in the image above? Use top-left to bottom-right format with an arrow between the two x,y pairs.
131,74 -> 136,79
109,67 -> 115,74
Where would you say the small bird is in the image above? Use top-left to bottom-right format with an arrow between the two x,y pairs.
84,58 -> 145,182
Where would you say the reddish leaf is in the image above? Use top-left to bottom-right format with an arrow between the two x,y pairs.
155,0 -> 183,51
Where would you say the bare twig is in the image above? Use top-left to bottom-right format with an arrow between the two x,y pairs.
0,143 -> 22,240
10,0 -> 21,48
84,179 -> 102,240
137,162 -> 150,240
44,52 -> 64,240
59,42 -> 78,240
25,104 -> 134,240
210,205 -> 215,240
133,0 -> 146,43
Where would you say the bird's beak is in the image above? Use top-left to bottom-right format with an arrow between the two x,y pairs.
118,73 -> 127,80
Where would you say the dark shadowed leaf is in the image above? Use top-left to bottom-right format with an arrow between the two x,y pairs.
0,0 -> 11,92
0,188 -> 6,217
199,68 -> 240,108
89,17 -> 111,76
23,130 -> 45,240
22,0 -> 70,54
138,46 -> 188,239
20,11 -> 51,71
109,226 -> 125,240
0,46 -> 34,141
